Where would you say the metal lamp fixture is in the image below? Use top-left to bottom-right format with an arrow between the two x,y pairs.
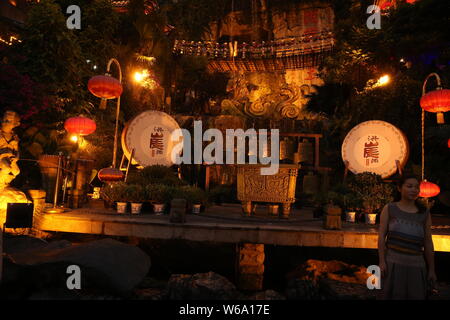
88,58 -> 125,182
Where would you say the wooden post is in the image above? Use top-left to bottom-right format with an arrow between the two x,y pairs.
204,165 -> 210,191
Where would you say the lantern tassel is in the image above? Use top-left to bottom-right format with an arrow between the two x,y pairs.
437,112 -> 445,124
99,98 -> 107,110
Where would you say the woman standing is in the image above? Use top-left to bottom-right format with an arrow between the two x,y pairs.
378,175 -> 437,299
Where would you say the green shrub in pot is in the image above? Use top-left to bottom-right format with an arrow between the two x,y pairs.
125,184 -> 147,214
100,182 -> 128,203
100,182 -> 128,213
177,185 -> 208,213
125,184 -> 147,203
347,172 -> 394,224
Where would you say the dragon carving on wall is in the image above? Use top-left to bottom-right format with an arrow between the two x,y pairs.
220,72 -> 310,120
244,84 -> 302,119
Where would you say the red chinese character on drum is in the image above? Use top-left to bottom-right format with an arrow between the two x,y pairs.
150,126 -> 164,157
363,136 -> 380,166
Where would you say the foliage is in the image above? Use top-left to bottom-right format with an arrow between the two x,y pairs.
208,185 -> 238,204
7,0 -> 120,115
163,0 -> 229,41
127,165 -> 185,186
100,182 -> 128,202
347,172 -> 394,214
304,0 -> 450,186
175,185 -> 208,205
0,64 -> 52,121
146,183 -> 174,204
125,184 -> 147,203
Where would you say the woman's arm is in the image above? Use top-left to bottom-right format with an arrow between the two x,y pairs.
378,204 -> 389,276
424,211 -> 437,281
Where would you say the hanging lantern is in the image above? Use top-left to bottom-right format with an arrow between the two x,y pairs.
448,138 -> 450,148
64,116 -> 96,136
420,88 -> 450,124
419,180 -> 440,198
88,74 -> 123,109
98,167 -> 124,182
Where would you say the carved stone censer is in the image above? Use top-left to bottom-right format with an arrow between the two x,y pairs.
237,164 -> 299,218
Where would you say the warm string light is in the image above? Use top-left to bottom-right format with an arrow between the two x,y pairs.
173,31 -> 334,59
0,35 -> 21,46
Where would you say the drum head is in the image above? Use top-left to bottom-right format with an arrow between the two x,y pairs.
341,120 -> 409,178
121,111 -> 183,167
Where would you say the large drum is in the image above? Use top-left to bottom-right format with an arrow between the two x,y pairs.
121,111 -> 182,168
341,120 -> 409,179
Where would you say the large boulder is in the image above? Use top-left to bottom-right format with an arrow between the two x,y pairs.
2,237 -> 151,298
286,259 -> 374,300
248,290 -> 286,300
287,259 -> 370,285
166,271 -> 244,300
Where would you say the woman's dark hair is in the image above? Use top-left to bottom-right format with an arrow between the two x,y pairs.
395,174 -> 427,214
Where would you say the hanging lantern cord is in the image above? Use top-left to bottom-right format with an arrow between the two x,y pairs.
421,72 -> 442,181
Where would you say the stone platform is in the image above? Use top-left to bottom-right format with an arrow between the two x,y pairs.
32,203 -> 450,252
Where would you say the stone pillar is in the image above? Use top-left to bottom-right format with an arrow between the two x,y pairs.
170,199 -> 186,223
236,243 -> 265,291
28,189 -> 46,230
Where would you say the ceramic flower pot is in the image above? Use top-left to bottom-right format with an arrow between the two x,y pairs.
131,203 -> 143,214
153,203 -> 165,215
365,213 -> 377,225
346,211 -> 356,223
192,204 -> 201,214
116,202 -> 127,214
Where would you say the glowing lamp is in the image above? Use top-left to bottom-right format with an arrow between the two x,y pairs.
64,116 -> 96,136
448,138 -> 450,148
98,167 -> 124,182
420,88 -> 450,124
419,180 -> 440,198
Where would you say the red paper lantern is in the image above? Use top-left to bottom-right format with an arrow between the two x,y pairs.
98,167 -> 124,182
419,180 -> 440,198
88,74 -> 123,100
420,88 -> 450,124
64,116 -> 96,136
447,138 -> 450,148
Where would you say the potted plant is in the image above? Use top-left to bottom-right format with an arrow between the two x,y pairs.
180,186 -> 208,214
101,182 -> 128,214
127,165 -> 185,186
342,193 -> 361,223
125,184 -> 146,214
347,172 -> 394,225
208,185 -> 238,205
146,184 -> 174,215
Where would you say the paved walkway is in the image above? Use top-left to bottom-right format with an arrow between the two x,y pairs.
34,203 -> 450,252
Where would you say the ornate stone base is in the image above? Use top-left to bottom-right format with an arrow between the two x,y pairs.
237,243 -> 265,291
237,164 -> 299,218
